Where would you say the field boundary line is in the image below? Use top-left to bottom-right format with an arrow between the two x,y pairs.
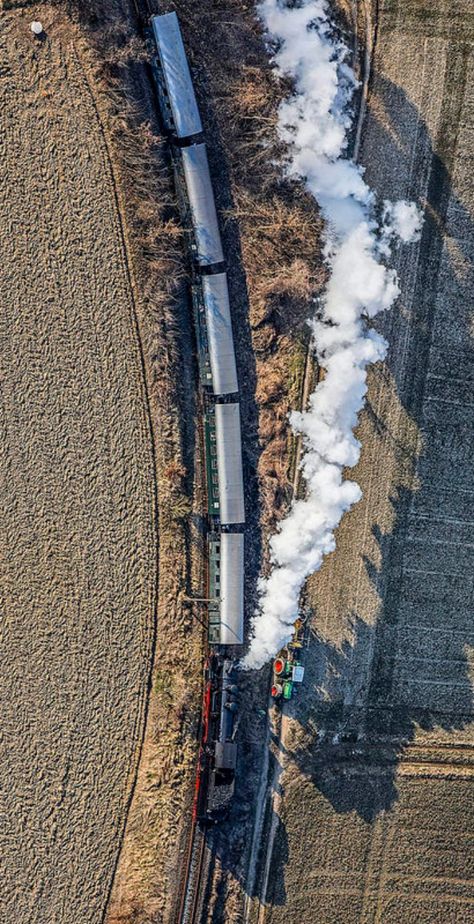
68,39 -> 161,924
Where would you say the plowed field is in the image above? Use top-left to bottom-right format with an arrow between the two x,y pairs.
262,2 -> 474,922
0,9 -> 156,923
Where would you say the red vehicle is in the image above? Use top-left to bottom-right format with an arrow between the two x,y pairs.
271,619 -> 306,702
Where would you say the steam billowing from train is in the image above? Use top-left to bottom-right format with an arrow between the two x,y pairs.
244,0 -> 422,669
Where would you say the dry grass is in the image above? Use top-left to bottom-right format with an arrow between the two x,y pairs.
229,192 -> 320,323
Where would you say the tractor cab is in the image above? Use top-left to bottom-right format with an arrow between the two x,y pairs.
271,618 -> 306,701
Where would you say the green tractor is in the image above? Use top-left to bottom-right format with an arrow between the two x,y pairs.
271,618 -> 306,702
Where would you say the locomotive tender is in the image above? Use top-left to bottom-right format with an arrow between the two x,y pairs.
151,12 -> 245,822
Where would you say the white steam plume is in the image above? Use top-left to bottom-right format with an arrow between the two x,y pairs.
244,0 -> 423,669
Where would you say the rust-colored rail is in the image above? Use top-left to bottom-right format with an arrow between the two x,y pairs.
177,827 -> 207,924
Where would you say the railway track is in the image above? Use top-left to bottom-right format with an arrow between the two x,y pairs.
174,414 -> 212,924
290,0 -> 376,503
131,0 -> 156,23
290,343 -> 319,500
175,826 -> 208,924
125,5 -> 215,923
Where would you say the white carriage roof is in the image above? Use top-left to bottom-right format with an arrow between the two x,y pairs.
181,144 -> 224,266
202,273 -> 238,396
151,13 -> 203,139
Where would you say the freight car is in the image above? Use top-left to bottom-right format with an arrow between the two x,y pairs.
151,12 -> 245,823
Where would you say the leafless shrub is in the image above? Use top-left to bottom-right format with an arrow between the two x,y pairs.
228,191 -> 324,327
163,459 -> 187,488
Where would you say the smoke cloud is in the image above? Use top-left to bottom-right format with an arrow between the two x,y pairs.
244,0 -> 423,669
382,199 -> 423,244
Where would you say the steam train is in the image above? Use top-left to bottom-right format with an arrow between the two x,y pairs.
150,13 -> 245,822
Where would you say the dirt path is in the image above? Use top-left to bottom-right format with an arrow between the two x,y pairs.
0,10 -> 157,923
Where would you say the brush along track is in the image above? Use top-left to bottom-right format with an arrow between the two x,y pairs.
174,423 -> 209,924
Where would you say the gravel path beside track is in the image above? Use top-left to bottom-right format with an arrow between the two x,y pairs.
0,11 -> 157,923
261,2 -> 474,922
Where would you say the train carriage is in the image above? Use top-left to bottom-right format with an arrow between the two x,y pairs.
202,273 -> 238,396
214,402 -> 245,526
181,144 -> 224,267
208,533 -> 244,646
219,533 -> 244,646
150,12 -> 202,140
192,273 -> 238,396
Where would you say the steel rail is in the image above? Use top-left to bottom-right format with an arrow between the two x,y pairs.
120,5 -> 213,923
176,826 -> 206,924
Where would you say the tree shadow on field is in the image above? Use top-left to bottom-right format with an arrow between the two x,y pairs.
256,33 -> 474,908
210,22 -> 474,911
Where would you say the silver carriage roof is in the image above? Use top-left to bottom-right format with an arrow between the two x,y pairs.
219,534 -> 244,645
215,402 -> 245,525
181,144 -> 224,266
202,273 -> 238,396
151,13 -> 203,139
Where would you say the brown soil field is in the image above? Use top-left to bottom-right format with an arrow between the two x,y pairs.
0,7 -> 159,922
6,1 -> 472,921
256,2 -> 474,922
